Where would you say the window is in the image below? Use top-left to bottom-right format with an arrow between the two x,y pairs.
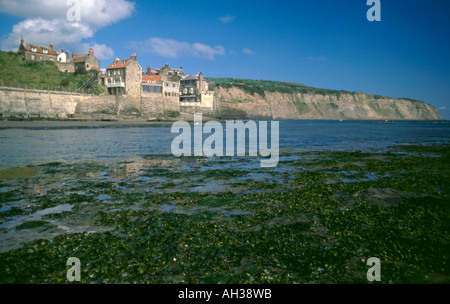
31,47 -> 37,52
43,49 -> 48,54
142,85 -> 162,93
31,55 -> 35,60
118,70 -> 121,75
49,57 -> 54,61
39,55 -> 43,60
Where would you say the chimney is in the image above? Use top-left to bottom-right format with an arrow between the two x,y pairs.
89,48 -> 94,56
65,51 -> 69,59
21,36 -> 24,45
72,51 -> 77,58
147,66 -> 151,75
199,72 -> 204,93
50,42 -> 54,49
131,52 -> 136,60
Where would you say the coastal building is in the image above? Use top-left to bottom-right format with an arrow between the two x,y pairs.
179,72 -> 213,104
106,53 -> 142,96
141,74 -> 163,96
141,64 -> 181,99
158,63 -> 185,81
69,48 -> 100,73
16,36 -> 213,112
18,37 -> 101,74
57,49 -> 69,63
163,79 -> 180,99
18,37 -> 57,62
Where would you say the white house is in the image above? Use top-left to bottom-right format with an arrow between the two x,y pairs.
57,49 -> 68,63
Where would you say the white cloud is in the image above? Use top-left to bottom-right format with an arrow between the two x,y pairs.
0,0 -> 135,26
438,106 -> 447,110
1,18 -> 94,50
242,48 -> 255,55
0,0 -> 134,51
220,14 -> 235,24
0,0 -> 69,19
129,37 -> 226,60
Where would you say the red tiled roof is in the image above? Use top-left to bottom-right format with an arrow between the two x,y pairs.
70,54 -> 89,63
88,66 -> 103,75
106,59 -> 131,70
144,70 -> 158,76
142,75 -> 161,82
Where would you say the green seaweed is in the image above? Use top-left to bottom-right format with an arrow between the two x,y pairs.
0,144 -> 449,284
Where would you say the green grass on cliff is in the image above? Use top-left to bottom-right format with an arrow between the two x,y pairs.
206,77 -> 355,98
0,51 -> 102,94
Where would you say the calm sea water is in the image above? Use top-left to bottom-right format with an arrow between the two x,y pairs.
0,120 -> 449,169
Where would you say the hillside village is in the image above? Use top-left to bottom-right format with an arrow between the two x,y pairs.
17,37 -> 214,110
1,37 -> 440,121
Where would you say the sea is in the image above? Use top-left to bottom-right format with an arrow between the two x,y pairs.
0,120 -> 449,169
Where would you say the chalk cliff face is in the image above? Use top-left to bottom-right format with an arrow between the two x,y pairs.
215,87 -> 442,120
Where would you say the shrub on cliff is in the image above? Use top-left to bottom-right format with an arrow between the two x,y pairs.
61,78 -> 70,87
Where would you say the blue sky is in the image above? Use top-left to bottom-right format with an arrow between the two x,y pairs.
1,0 -> 449,118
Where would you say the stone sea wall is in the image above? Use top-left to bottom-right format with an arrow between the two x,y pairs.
0,87 -> 180,120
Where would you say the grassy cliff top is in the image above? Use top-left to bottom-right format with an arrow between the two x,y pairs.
206,77 -> 341,97
0,51 -> 100,93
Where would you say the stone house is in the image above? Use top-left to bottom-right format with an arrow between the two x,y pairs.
158,63 -> 185,81
157,63 -> 183,100
141,64 -> 181,100
18,37 -> 58,62
180,72 -> 210,102
106,53 -> 142,96
18,38 -> 100,74
70,48 -> 100,73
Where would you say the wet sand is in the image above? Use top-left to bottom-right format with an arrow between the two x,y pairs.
0,113 -> 217,129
